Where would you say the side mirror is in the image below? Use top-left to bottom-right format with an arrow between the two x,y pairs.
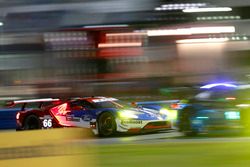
71,106 -> 84,110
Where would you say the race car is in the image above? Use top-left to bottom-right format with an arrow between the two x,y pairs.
177,83 -> 250,136
15,96 -> 172,136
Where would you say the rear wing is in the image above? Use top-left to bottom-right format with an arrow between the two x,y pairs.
6,98 -> 61,110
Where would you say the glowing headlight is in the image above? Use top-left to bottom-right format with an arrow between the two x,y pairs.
119,110 -> 138,119
159,108 -> 169,115
160,108 -> 177,120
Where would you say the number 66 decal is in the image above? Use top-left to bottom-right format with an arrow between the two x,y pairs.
43,119 -> 52,128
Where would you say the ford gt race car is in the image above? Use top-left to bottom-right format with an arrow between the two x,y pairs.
177,83 -> 250,136
14,97 -> 171,136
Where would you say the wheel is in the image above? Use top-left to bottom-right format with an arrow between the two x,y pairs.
97,112 -> 116,137
179,108 -> 197,136
23,115 -> 40,130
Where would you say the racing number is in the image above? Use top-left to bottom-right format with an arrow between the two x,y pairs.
43,119 -> 52,128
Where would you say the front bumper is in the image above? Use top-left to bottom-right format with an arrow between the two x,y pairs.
116,118 -> 171,133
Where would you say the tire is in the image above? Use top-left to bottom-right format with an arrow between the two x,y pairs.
23,115 -> 40,130
97,112 -> 116,137
179,108 -> 197,136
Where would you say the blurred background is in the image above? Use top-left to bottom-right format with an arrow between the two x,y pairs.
0,0 -> 250,100
2,1 -> 250,167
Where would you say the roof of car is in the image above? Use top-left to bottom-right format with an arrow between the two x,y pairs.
70,96 -> 118,102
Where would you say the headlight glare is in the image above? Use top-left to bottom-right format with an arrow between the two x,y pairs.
159,108 -> 169,115
160,108 -> 177,120
119,110 -> 138,119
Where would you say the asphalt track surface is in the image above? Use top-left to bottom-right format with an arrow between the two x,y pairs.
3,129 -> 250,145
74,130 -> 250,145
82,130 -> 182,145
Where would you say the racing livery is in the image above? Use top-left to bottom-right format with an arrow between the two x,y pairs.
177,83 -> 250,136
15,97 -> 172,136
134,100 -> 183,128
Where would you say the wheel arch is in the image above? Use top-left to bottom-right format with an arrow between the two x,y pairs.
96,110 -> 117,121
96,110 -> 117,137
22,112 -> 41,129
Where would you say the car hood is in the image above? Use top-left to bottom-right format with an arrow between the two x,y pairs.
120,107 -> 167,120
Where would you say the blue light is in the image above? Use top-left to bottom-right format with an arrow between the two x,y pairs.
224,111 -> 240,120
196,116 -> 209,119
200,83 -> 237,89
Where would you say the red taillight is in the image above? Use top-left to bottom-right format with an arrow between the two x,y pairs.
170,103 -> 180,109
16,112 -> 20,120
50,103 -> 69,116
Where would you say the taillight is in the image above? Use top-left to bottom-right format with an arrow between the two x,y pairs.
16,112 -> 20,120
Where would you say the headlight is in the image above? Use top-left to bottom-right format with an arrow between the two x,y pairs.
119,110 -> 138,119
159,108 -> 169,115
159,108 -> 177,120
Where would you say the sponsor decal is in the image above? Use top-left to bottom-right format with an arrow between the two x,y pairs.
121,120 -> 142,124
82,115 -> 92,121
40,115 -> 53,119
66,115 -> 80,122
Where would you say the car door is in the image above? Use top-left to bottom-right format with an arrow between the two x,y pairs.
67,100 -> 95,128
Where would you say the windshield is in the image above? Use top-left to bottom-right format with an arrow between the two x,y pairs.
93,100 -> 130,109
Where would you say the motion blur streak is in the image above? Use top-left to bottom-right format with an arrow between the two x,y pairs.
147,26 -> 235,36
176,38 -> 229,44
183,7 -> 232,13
83,24 -> 129,28
200,83 -> 237,89
106,32 -> 147,37
98,42 -> 142,48
161,3 -> 207,8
